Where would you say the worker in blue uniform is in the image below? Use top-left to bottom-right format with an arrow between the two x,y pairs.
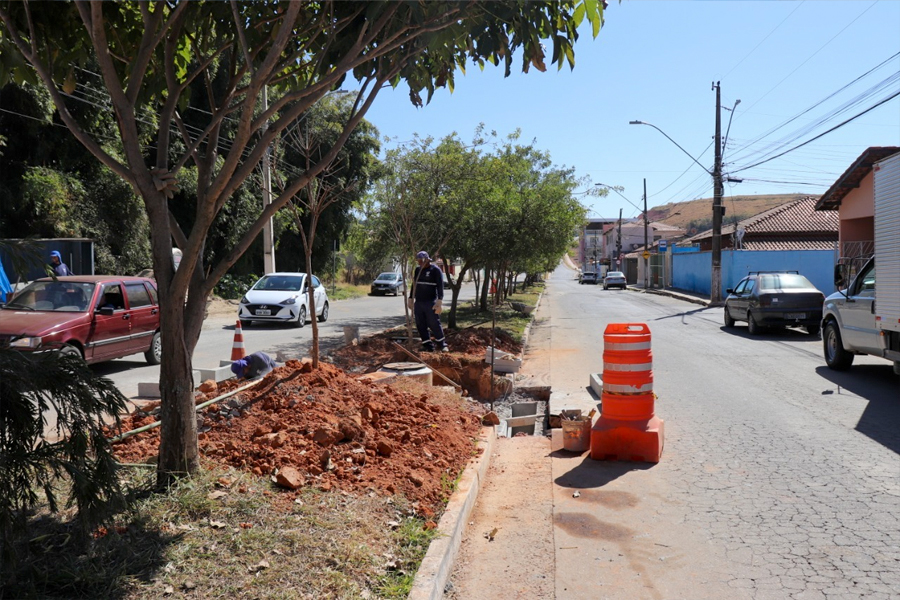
231,351 -> 277,380
407,251 -> 447,352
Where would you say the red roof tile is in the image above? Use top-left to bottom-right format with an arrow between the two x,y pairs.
686,196 -> 837,245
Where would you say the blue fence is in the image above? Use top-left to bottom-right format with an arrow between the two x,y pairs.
672,249 -> 837,296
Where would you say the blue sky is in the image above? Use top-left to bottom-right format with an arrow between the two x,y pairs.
361,1 -> 900,221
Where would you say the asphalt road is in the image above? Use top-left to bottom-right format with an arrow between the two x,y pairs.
95,282 -> 478,400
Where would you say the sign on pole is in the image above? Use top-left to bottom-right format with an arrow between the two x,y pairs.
659,239 -> 667,252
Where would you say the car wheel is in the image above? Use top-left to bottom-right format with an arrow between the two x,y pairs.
318,302 -> 329,322
724,307 -> 735,327
144,331 -> 162,365
823,321 -> 854,370
747,312 -> 763,335
58,344 -> 83,361
806,323 -> 820,337
293,305 -> 307,328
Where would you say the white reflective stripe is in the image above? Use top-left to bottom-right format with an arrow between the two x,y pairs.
603,382 -> 653,394
604,341 -> 651,351
418,282 -> 438,286
603,361 -> 652,372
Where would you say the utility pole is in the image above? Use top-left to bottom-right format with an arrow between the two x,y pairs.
643,178 -> 649,289
261,85 -> 276,274
711,81 -> 724,304
616,208 -> 622,270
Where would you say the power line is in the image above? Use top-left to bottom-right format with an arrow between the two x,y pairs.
739,0 -> 880,115
731,89 -> 900,174
718,1 -> 805,82
729,52 -> 900,161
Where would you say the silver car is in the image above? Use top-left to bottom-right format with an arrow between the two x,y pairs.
237,273 -> 329,328
603,271 -> 627,290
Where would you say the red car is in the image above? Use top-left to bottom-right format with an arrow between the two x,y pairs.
0,275 -> 162,365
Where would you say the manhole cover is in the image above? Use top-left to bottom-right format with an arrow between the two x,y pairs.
383,362 -> 425,371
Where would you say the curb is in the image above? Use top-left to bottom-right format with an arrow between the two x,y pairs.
409,282 -> 544,597
408,425 -> 496,599
626,286 -> 711,307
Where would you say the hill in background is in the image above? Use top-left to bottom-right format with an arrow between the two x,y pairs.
646,193 -> 817,236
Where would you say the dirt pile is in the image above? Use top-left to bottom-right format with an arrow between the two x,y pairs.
109,327 -> 523,514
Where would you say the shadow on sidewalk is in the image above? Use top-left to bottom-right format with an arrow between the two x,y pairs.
551,454 -> 656,490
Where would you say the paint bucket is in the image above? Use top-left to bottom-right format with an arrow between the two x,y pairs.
562,416 -> 591,452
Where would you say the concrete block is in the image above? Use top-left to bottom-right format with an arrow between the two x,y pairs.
137,382 -> 160,398
589,372 -> 603,397
198,365 -> 235,383
505,414 -> 538,428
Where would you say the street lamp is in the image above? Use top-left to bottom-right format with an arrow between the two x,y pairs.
596,181 -> 649,289
629,88 -> 736,304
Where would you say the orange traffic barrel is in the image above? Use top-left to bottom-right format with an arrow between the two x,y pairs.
601,323 -> 653,396
592,323 -> 664,463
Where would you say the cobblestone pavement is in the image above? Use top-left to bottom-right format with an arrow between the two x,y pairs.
645,293 -> 900,600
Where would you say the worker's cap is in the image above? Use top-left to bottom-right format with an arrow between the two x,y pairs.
416,251 -> 430,260
231,358 -> 248,376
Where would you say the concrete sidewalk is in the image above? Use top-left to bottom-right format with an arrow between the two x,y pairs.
411,269 -> 723,599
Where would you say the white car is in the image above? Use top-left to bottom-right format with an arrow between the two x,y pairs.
237,273 -> 329,328
603,271 -> 627,290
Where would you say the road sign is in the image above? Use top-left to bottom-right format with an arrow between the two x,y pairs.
659,239 -> 667,252
642,251 -> 651,260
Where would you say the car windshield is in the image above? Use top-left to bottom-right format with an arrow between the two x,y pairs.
583,272 -> 596,277
759,274 -> 815,291
3,281 -> 95,312
607,272 -> 625,278
376,273 -> 398,281
253,275 -> 305,292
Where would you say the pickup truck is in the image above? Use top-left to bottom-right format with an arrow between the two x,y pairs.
822,151 -> 900,375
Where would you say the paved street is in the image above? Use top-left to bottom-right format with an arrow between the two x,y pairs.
457,264 -> 900,599
96,282 -> 477,400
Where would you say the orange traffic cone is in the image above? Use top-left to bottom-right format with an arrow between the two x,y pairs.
231,320 -> 246,361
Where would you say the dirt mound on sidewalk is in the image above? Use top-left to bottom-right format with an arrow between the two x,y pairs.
108,361 -> 486,514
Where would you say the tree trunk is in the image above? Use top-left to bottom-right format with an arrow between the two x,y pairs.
479,269 -> 491,312
156,300 -> 200,486
306,249 -> 319,369
447,263 -> 469,329
145,193 -> 201,487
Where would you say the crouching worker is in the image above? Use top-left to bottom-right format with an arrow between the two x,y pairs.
231,351 -> 277,380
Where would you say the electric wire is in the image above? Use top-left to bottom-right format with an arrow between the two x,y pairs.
730,89 -> 900,174
738,0 -> 880,116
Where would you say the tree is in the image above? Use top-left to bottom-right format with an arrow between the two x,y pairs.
370,133 -> 483,346
277,93 -> 380,368
0,1 -> 604,486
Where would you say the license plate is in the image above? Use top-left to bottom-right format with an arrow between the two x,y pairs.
785,312 -> 806,320
255,309 -> 271,316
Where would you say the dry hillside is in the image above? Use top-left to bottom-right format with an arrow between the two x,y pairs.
647,193 -> 817,235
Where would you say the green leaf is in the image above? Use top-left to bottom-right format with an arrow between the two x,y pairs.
573,3 -> 586,27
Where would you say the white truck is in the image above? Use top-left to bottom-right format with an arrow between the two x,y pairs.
822,151 -> 900,375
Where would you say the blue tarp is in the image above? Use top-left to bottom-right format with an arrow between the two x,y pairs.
0,260 -> 12,302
